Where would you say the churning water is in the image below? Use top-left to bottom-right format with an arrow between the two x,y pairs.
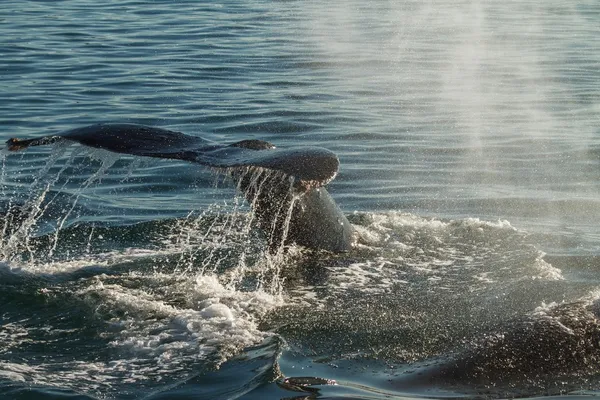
0,1 -> 599,399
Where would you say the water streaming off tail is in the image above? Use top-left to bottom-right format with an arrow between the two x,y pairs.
0,143 -> 74,262
0,144 -> 300,296
0,143 -> 306,397
161,167 -> 298,296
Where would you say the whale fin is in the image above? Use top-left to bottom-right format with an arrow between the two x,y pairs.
6,123 -> 354,252
7,123 -> 339,186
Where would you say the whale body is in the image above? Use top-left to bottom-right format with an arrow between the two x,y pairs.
6,124 -> 354,252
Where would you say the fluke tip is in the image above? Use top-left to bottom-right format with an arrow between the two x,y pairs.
6,138 -> 27,151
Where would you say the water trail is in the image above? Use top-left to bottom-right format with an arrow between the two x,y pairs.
255,172 -> 297,294
0,150 -> 12,250
0,148 -> 7,197
225,168 -> 274,291
47,149 -> 119,258
228,166 -> 297,294
173,209 -> 201,272
259,191 -> 298,295
2,141 -> 300,297
0,143 -> 74,262
120,157 -> 143,183
85,223 -> 95,255
1,183 -> 51,262
165,166 -> 299,295
170,204 -> 231,276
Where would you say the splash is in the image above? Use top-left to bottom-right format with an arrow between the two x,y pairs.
230,166 -> 299,294
0,143 -> 301,296
0,143 -> 299,397
265,211 -> 568,368
47,148 -> 120,258
0,143 -> 74,262
163,166 -> 300,295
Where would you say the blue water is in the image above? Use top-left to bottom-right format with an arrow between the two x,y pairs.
1,1 -> 600,399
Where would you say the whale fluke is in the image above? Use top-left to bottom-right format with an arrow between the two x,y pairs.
6,124 -> 354,252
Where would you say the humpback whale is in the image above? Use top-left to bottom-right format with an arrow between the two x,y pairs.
6,124 -> 354,252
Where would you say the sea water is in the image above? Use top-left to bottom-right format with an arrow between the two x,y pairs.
0,1 -> 599,399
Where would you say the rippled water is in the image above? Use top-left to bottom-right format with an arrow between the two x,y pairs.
1,1 -> 599,399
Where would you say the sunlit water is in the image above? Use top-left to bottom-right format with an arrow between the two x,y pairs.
0,1 -> 599,399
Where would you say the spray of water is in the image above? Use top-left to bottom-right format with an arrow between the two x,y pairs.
161,165 -> 300,295
47,149 -> 119,258
0,143 -> 73,262
0,143 -> 300,296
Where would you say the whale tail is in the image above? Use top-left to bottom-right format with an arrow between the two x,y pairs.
6,124 -> 354,252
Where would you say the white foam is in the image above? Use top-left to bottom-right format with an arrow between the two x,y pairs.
0,271 -> 283,395
289,212 -> 563,310
531,253 -> 563,281
0,362 -> 31,382
95,273 -> 279,363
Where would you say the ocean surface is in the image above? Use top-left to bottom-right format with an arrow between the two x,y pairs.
1,1 -> 599,399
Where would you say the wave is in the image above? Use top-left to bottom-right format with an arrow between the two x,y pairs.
0,170 -> 597,398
